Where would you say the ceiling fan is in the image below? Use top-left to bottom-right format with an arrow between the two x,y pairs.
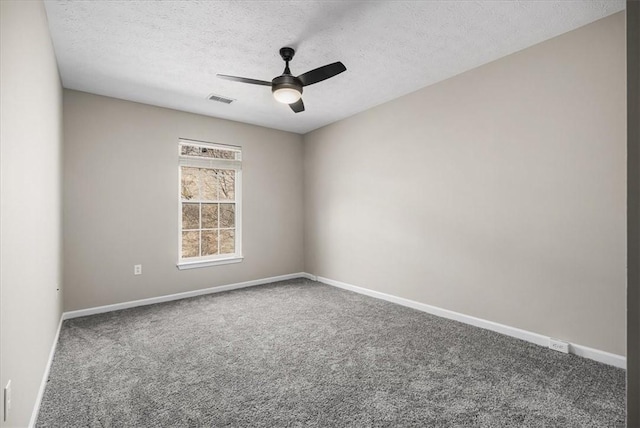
217,47 -> 346,113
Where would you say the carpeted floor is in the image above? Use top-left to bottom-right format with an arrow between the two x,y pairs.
37,278 -> 625,427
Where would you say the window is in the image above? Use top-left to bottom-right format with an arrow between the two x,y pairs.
177,139 -> 242,269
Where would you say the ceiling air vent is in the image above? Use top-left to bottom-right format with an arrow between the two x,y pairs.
207,93 -> 235,104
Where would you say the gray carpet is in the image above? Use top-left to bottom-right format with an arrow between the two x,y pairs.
37,278 -> 625,427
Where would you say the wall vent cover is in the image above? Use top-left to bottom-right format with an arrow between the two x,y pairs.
207,93 -> 235,104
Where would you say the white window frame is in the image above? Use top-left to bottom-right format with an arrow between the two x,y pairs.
177,138 -> 243,270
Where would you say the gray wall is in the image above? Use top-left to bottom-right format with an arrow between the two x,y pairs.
63,91 -> 304,311
304,12 -> 626,356
627,1 -> 640,424
0,1 -> 64,426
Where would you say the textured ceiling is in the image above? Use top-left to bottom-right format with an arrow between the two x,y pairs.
43,1 -> 624,134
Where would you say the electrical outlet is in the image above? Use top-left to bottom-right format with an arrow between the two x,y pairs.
134,264 -> 142,275
4,380 -> 11,421
549,338 -> 569,354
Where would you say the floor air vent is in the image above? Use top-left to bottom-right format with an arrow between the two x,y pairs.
207,93 -> 235,104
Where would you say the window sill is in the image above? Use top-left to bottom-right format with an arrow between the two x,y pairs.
177,256 -> 243,270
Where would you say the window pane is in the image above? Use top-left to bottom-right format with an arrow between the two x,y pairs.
201,203 -> 218,229
182,203 -> 199,229
181,144 -> 238,159
220,203 -> 235,228
181,167 -> 199,200
182,231 -> 199,258
202,231 -> 219,256
180,145 -> 201,157
219,170 -> 235,200
206,148 -> 236,159
201,168 -> 218,201
220,229 -> 235,254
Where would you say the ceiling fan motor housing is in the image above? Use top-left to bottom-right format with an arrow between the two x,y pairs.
272,74 -> 303,96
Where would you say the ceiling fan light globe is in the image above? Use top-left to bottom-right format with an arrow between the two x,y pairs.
273,87 -> 302,104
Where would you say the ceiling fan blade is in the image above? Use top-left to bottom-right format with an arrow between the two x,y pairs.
289,98 -> 305,113
217,74 -> 272,86
297,62 -> 346,86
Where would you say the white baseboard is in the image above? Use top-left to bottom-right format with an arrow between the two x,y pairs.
313,274 -> 626,369
29,313 -> 64,428
63,272 -> 310,320
570,343 -> 626,368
